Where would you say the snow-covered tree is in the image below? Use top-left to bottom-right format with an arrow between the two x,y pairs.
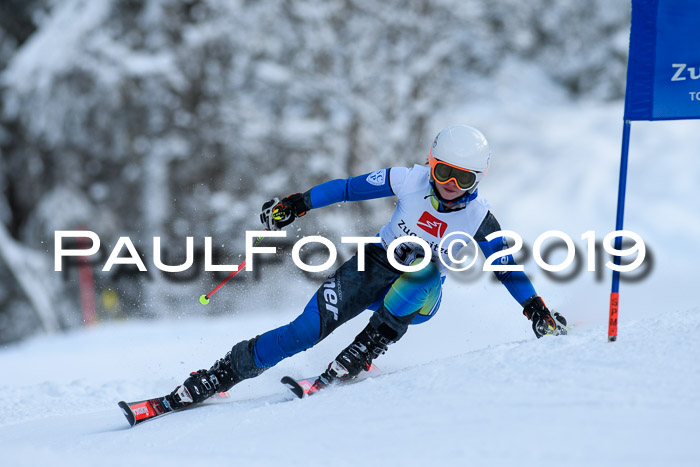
0,0 -> 631,342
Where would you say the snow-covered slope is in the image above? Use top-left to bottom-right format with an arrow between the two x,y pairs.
2,80 -> 700,466
1,305 -> 698,467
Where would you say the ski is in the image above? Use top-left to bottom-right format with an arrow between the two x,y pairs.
281,363 -> 379,399
120,363 -> 382,426
118,392 -> 229,427
118,397 -> 174,427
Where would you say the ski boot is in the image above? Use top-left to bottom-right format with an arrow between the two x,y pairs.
168,352 -> 239,408
313,323 -> 397,390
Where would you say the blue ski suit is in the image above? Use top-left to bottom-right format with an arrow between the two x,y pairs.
228,166 -> 538,379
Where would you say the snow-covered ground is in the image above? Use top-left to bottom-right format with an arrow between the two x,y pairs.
1,307 -> 698,466
1,96 -> 699,466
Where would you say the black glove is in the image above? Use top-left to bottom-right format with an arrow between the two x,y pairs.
260,193 -> 309,230
522,296 -> 567,338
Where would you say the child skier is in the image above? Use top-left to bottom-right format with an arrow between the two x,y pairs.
168,124 -> 567,407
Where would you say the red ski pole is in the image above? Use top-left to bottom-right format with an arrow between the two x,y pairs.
199,233 -> 265,305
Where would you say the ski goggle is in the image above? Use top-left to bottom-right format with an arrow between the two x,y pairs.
429,156 -> 482,191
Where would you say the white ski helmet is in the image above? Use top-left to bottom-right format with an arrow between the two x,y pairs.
429,124 -> 491,194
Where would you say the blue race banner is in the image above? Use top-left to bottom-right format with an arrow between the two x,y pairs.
624,0 -> 700,120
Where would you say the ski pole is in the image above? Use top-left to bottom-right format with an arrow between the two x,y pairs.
199,233 -> 265,305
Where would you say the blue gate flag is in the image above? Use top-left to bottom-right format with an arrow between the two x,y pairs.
624,0 -> 700,120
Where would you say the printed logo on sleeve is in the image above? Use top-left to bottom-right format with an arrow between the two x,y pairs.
366,170 -> 386,186
416,211 -> 448,238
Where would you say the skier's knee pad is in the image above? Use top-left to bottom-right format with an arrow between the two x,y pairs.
410,284 -> 442,325
383,261 -> 441,317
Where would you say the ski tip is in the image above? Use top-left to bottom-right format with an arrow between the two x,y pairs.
118,401 -> 136,427
280,376 -> 305,399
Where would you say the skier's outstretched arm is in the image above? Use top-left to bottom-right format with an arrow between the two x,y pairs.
475,211 -> 567,338
260,168 -> 403,230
